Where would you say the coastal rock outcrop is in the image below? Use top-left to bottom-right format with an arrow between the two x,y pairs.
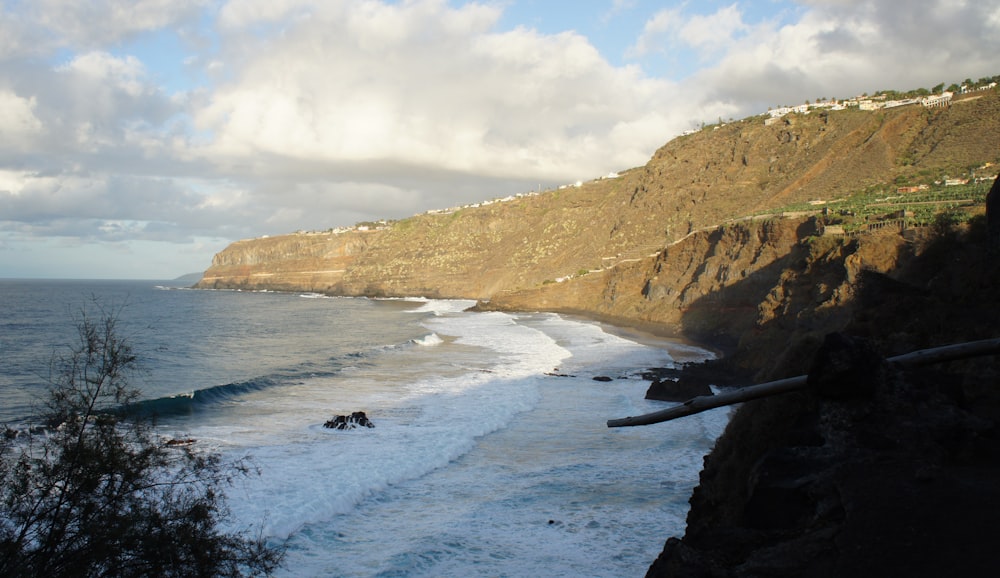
646,348 -> 999,577
324,412 -> 375,430
645,228 -> 1000,578
644,378 -> 712,402
197,230 -> 374,293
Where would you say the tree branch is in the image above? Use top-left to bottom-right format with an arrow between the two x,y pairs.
607,337 -> 1000,428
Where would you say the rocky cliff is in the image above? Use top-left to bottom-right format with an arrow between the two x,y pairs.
197,230 -> 374,292
643,222 -> 1000,577
196,90 -> 1000,311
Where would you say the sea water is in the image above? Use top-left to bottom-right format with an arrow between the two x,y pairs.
0,279 -> 730,577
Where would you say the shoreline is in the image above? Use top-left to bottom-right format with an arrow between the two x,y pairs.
478,303 -> 733,360
511,308 -> 750,386
550,311 -> 753,402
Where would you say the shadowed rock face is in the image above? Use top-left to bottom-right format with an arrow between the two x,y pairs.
646,358 -> 999,578
644,231 -> 1000,578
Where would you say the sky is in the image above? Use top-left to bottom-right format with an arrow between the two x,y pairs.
1,0 -> 999,279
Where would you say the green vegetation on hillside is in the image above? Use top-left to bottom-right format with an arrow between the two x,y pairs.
756,177 -> 992,233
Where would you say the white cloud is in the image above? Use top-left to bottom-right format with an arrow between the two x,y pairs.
629,7 -> 683,58
0,168 -> 238,241
217,0 -> 314,29
677,4 -> 747,55
57,52 -> 149,97
27,0 -> 207,48
603,0 -> 637,22
0,170 -> 30,196
195,0 -> 682,182
0,8 -> 29,60
0,91 -> 44,147
629,3 -> 749,61
649,0 -> 1000,115
3,50 -> 186,158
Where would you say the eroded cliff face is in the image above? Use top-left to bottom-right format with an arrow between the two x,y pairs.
482,215 -> 924,378
197,230 -> 375,293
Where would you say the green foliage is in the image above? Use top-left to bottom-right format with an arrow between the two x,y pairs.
932,208 -> 968,237
391,218 -> 412,231
759,178 -> 989,233
0,303 -> 284,577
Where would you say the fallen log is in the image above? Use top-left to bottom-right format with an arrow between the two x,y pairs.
607,337 -> 1000,428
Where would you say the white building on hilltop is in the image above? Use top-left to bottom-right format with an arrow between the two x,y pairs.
921,92 -> 953,108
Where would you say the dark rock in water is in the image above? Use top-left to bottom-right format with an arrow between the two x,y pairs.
165,438 -> 196,447
640,367 -> 684,382
324,411 -> 374,430
643,361 -> 734,401
592,375 -> 614,382
645,378 -> 713,401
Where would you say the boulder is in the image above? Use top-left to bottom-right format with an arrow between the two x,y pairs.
643,362 -> 730,401
324,411 -> 375,430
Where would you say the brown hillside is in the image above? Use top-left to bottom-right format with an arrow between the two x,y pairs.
196,90 -> 1000,304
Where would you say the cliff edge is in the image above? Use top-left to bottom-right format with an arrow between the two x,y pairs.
644,222 -> 1000,577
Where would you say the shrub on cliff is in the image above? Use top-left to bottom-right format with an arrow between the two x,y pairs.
0,304 -> 284,577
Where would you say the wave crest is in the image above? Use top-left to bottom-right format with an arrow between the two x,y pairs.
412,333 -> 444,346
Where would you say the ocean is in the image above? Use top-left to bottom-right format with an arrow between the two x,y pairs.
0,279 -> 730,577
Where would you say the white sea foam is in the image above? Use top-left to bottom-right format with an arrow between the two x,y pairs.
168,303 -> 725,577
5,283 -> 728,576
411,332 -> 443,346
277,310 -> 724,577
406,298 -> 477,316
185,304 -> 566,541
